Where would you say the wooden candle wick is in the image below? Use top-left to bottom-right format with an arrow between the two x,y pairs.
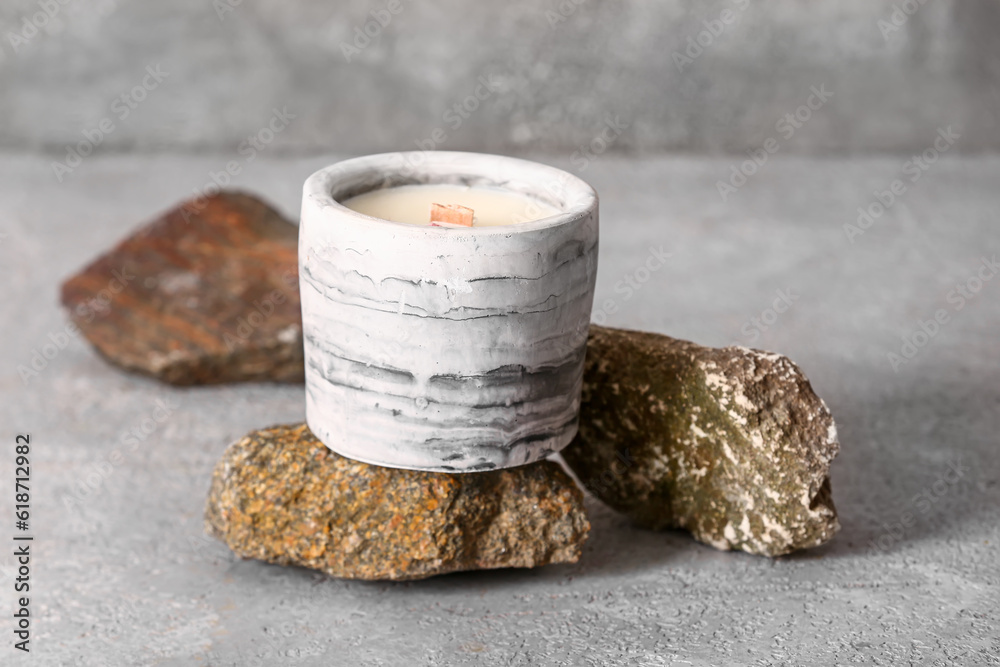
430,203 -> 474,227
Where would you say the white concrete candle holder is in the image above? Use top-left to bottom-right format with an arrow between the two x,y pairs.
299,151 -> 599,472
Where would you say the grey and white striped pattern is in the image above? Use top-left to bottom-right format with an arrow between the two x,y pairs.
300,152 -> 599,472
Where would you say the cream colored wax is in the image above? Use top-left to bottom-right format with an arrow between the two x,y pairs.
341,184 -> 559,226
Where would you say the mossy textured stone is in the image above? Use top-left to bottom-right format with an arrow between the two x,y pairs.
563,325 -> 839,557
205,424 -> 589,580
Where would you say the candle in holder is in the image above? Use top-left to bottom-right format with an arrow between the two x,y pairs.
342,184 -> 560,227
299,151 -> 599,472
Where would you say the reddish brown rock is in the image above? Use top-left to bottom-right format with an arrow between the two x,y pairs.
205,424 -> 590,581
60,191 -> 303,385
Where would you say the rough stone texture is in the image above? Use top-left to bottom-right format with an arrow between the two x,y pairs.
563,325 -> 839,556
60,191 -> 303,385
2,1 -> 999,155
3,154 -> 999,666
205,424 -> 589,581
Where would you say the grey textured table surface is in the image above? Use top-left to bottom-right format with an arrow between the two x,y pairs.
1,153 -> 997,666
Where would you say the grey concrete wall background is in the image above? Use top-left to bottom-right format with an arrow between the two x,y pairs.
1,0 -> 999,157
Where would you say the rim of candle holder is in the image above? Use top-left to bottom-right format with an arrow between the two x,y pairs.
303,151 -> 598,234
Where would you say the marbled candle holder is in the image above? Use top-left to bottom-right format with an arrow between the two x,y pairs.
300,152 -> 599,472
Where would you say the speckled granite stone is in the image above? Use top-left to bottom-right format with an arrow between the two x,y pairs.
563,325 -> 840,557
60,191 -> 302,385
205,424 -> 590,580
